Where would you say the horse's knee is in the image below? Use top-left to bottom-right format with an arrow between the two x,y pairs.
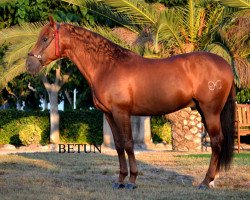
124,140 -> 134,154
116,147 -> 124,155
115,143 -> 124,154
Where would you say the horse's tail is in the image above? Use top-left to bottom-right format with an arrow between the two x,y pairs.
219,84 -> 236,170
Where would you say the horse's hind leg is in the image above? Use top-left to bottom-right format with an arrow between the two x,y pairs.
198,109 -> 223,189
105,113 -> 128,189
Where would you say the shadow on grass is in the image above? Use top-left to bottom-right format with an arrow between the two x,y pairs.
0,152 -> 249,200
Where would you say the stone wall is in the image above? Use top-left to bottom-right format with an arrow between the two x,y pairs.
166,108 -> 204,151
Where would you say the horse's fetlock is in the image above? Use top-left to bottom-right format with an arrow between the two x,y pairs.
120,171 -> 128,177
130,171 -> 138,177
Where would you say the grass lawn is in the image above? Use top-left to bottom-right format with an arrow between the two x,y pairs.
0,149 -> 249,200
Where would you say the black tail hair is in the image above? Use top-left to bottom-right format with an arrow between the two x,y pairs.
219,84 -> 236,171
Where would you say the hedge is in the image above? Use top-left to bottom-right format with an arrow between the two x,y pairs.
0,109 -> 103,146
151,116 -> 172,144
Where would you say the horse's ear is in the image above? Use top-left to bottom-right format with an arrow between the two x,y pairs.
49,16 -> 55,27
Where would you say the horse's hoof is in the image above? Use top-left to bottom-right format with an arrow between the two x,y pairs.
125,183 -> 137,189
112,182 -> 125,189
198,184 -> 209,190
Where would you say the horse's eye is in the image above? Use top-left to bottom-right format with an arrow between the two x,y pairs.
43,37 -> 48,42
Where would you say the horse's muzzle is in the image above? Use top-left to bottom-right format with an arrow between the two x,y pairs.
26,55 -> 43,75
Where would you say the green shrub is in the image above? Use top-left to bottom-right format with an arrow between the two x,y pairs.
236,88 -> 250,103
0,109 -> 103,146
151,116 -> 172,144
59,110 -> 103,144
19,124 -> 42,146
0,110 -> 49,146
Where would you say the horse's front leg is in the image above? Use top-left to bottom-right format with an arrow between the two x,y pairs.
112,110 -> 138,189
105,113 -> 128,189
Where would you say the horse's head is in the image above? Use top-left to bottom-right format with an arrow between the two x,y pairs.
26,16 -> 61,75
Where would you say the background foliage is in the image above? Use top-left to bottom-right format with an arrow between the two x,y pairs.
19,124 -> 42,146
151,116 -> 172,144
0,0 -> 249,147
0,109 -> 103,146
236,88 -> 250,104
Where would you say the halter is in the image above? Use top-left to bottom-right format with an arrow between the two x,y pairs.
28,23 -> 61,62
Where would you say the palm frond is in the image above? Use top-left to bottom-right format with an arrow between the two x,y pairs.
0,60 -> 26,91
98,0 -> 158,25
62,0 -> 139,33
0,23 -> 44,91
84,23 -> 134,50
180,0 -> 205,43
206,42 -> 232,63
204,5 -> 224,34
219,10 -> 250,58
214,0 -> 250,9
0,22 -> 44,45
189,0 -> 195,41
156,9 -> 184,53
5,40 -> 36,66
234,57 -> 250,88
196,0 -> 214,7
0,22 -> 43,67
0,0 -> 17,4
205,42 -> 240,85
41,60 -> 59,76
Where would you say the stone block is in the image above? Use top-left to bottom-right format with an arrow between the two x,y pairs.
1,144 -> 16,150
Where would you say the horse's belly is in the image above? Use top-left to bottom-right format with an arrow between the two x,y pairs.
131,91 -> 193,116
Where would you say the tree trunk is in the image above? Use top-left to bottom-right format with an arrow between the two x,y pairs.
16,99 -> 22,110
49,89 -> 60,144
43,92 -> 48,110
42,65 -> 70,144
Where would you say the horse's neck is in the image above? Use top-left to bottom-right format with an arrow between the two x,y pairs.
62,24 -> 132,86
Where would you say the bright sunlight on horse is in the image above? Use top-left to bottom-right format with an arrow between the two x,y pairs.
26,17 -> 235,190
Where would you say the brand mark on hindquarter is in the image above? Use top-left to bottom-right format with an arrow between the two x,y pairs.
208,80 -> 222,91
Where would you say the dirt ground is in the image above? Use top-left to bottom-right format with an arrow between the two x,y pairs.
0,146 -> 249,200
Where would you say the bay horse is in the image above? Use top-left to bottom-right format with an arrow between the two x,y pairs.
26,17 -> 235,189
